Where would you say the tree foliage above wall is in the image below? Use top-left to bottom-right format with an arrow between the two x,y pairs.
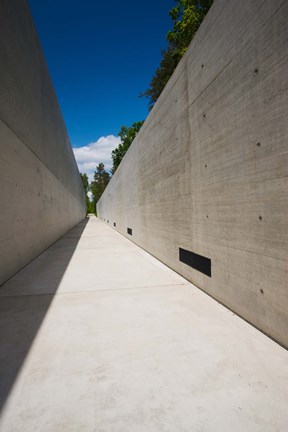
111,121 -> 144,173
141,0 -> 214,110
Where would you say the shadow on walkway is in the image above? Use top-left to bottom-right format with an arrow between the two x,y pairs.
0,217 -> 89,413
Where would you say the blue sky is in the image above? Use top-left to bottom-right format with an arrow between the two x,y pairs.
28,0 -> 175,177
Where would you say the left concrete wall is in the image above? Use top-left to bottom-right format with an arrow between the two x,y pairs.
0,0 -> 86,286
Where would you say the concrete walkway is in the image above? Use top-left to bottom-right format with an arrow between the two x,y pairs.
0,216 -> 287,431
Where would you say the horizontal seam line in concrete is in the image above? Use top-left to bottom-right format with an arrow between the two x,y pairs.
0,282 -> 190,299
0,118 -> 83,202
212,240 -> 288,262
189,173 -> 288,189
102,208 -> 288,264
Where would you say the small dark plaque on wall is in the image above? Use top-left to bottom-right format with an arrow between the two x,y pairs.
127,228 -> 132,235
114,222 -> 116,227
179,247 -> 211,277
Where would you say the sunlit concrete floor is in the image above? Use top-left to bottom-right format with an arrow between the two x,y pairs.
0,216 -> 287,432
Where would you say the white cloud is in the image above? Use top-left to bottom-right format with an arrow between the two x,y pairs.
73,135 -> 120,181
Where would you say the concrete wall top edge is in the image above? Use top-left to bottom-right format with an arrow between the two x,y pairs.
0,0 -> 84,202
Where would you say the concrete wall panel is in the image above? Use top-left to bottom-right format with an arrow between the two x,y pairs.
0,0 -> 85,285
98,0 -> 288,347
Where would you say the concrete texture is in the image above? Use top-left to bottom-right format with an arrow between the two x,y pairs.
0,0 -> 85,286
97,0 -> 288,347
0,216 -> 287,431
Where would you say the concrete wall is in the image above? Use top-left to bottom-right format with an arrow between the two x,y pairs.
0,0 -> 86,286
98,0 -> 288,347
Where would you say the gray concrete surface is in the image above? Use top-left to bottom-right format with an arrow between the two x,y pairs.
0,216 -> 287,431
97,0 -> 288,347
0,0 -> 85,286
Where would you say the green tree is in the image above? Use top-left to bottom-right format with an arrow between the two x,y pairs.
167,0 -> 213,56
140,48 -> 179,110
90,163 -> 111,209
141,0 -> 214,110
80,173 -> 89,194
111,121 -> 144,173
80,172 -> 94,214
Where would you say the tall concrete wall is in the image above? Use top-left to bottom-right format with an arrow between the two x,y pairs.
0,0 -> 86,286
98,0 -> 288,347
